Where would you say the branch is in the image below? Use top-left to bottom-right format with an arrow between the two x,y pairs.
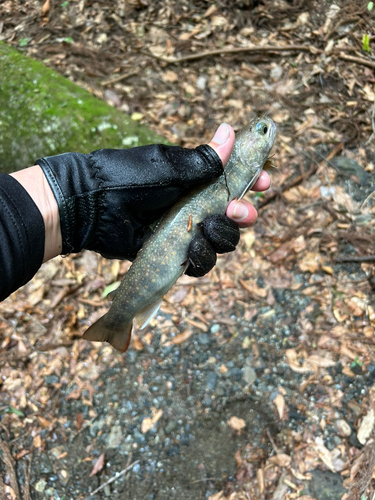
365,97 -> 375,145
140,44 -> 323,65
0,437 -> 21,500
337,53 -> 375,71
102,70 -> 139,87
82,460 -> 139,499
335,255 -> 375,263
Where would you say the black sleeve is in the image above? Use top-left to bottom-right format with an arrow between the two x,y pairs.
0,174 -> 45,301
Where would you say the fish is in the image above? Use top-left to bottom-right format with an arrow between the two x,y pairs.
83,116 -> 277,352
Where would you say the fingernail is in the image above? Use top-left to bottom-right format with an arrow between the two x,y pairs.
232,202 -> 249,221
212,123 -> 230,145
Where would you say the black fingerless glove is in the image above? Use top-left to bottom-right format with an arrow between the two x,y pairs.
36,144 -> 222,260
185,214 -> 240,277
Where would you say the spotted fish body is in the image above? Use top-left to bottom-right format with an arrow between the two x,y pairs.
83,117 -> 277,352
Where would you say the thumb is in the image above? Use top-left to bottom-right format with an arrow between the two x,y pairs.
207,123 -> 235,168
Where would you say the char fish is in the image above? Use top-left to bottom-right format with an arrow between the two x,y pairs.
83,117 -> 277,352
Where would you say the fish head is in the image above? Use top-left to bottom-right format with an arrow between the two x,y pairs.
236,116 -> 277,172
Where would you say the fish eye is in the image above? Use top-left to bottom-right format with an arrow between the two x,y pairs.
256,122 -> 268,135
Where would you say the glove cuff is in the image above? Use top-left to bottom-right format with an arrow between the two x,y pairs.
37,154 -> 101,255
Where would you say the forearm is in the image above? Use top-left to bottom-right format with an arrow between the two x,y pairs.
0,173 -> 46,300
10,166 -> 62,262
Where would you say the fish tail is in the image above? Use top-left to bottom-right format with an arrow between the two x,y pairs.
82,315 -> 132,353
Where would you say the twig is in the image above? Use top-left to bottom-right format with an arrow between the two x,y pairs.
22,452 -> 33,500
82,460 -> 139,499
335,255 -> 375,263
360,190 -> 375,211
102,70 -> 139,87
140,44 -> 323,65
337,53 -> 375,71
258,142 -> 343,210
72,414 -> 98,441
365,97 -> 375,145
266,429 -> 282,455
0,437 -> 21,500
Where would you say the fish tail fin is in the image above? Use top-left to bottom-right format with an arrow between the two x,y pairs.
82,315 -> 132,353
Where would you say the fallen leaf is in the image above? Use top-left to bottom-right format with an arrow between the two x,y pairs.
4,486 -> 17,500
33,435 -> 42,448
90,453 -> 105,477
298,252 -> 322,273
313,437 -> 336,472
141,417 -> 154,434
41,0 -> 50,16
131,112 -> 144,121
227,416 -> 246,434
163,70 -> 178,83
268,454 -> 291,467
16,449 -> 31,460
204,4 -> 217,17
38,416 -> 53,428
132,334 -> 144,351
172,329 -> 193,344
357,408 -> 375,445
273,393 -> 286,420
207,492 -> 224,500
76,412 -> 84,431
141,408 -> 163,433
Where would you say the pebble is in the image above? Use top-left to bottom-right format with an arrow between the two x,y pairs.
44,375 -> 59,384
35,479 -> 47,493
215,385 -> 225,397
49,445 -> 65,459
164,420 -> 177,435
336,419 -> 352,436
210,324 -> 220,334
106,425 -> 123,448
207,372 -> 218,390
58,469 -> 70,486
243,365 -> 257,385
198,334 -> 210,345
197,75 -> 207,90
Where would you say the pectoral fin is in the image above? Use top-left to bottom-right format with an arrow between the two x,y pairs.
134,298 -> 163,330
83,315 -> 132,353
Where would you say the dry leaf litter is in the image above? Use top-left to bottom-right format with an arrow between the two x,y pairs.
1,0 -> 375,499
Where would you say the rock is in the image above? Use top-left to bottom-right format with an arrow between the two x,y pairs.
207,372 -> 218,390
58,469 -> 70,486
336,419 -> 352,437
243,365 -> 257,385
302,470 -> 346,500
106,425 -> 124,448
210,324 -> 220,334
0,42 -> 167,173
164,420 -> 177,435
35,479 -> 47,493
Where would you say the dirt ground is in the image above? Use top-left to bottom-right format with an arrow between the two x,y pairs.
1,0 -> 375,499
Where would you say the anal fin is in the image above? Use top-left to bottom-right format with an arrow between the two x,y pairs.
134,298 -> 163,330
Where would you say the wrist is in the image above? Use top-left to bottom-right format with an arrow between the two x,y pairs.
10,166 -> 62,262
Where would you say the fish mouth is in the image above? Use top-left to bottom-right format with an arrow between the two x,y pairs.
238,117 -> 277,169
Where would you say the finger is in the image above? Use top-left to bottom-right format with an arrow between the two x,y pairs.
226,199 -> 258,228
207,123 -> 235,167
251,170 -> 270,192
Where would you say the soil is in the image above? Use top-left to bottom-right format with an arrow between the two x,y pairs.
1,1 -> 375,499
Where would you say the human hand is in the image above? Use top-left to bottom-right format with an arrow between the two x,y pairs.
34,123 -> 269,262
185,123 -> 270,277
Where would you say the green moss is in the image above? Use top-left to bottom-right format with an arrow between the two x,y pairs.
0,42 -> 167,172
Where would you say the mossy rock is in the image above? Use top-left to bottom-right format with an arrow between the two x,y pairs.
0,42 -> 166,173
